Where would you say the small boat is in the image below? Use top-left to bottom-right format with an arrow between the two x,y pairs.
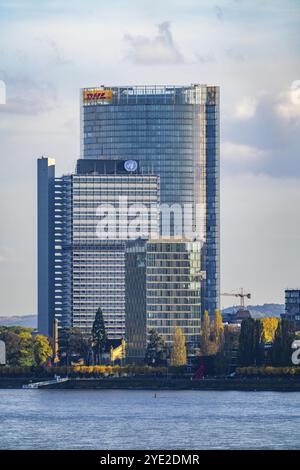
22,376 -> 68,389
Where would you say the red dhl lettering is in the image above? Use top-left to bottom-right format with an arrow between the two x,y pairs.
83,89 -> 113,102
86,92 -> 106,100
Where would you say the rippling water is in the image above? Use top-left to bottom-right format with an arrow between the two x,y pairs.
0,389 -> 300,449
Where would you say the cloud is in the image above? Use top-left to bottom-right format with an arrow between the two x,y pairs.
234,96 -> 258,119
275,81 -> 300,122
195,52 -> 216,63
222,141 -> 269,163
35,37 -> 72,66
124,22 -> 184,65
0,73 -> 57,115
225,47 -> 245,62
214,5 -> 224,21
223,93 -> 300,178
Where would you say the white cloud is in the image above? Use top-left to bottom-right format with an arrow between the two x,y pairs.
234,96 -> 258,119
275,81 -> 300,122
222,141 -> 269,163
124,22 -> 184,65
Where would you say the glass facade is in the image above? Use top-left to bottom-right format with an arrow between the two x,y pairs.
81,84 -> 220,316
146,240 -> 202,347
53,160 -> 160,338
125,240 -> 147,363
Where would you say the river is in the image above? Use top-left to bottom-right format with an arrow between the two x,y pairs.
0,389 -> 299,449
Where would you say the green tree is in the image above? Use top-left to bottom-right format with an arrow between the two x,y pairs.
18,332 -> 35,367
0,327 -> 53,367
92,308 -> 107,365
33,335 -> 53,366
254,320 -> 266,366
145,329 -> 169,366
0,328 -> 21,365
170,327 -> 187,366
59,328 -> 91,365
6,326 -> 34,335
270,319 -> 295,366
214,325 -> 240,376
238,318 -> 256,366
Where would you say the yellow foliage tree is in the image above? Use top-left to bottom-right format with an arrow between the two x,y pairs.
170,327 -> 187,366
260,317 -> 279,342
213,309 -> 224,347
34,335 -> 53,365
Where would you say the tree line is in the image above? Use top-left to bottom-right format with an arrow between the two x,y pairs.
0,308 -> 296,371
0,326 -> 52,366
144,311 -> 297,373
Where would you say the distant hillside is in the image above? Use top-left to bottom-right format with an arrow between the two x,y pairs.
222,304 -> 284,318
0,305 -> 284,329
0,315 -> 37,328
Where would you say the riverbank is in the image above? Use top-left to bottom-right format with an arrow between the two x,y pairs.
3,376 -> 300,391
43,377 -> 300,391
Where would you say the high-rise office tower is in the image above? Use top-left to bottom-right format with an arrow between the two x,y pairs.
125,238 -> 202,361
81,84 -> 220,315
146,239 -> 202,347
38,157 -> 160,338
37,157 -> 55,337
125,239 -> 147,363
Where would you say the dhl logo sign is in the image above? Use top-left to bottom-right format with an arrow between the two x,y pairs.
83,89 -> 113,103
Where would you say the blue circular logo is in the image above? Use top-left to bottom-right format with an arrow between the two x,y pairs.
124,160 -> 138,172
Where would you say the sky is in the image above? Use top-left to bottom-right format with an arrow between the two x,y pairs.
0,0 -> 300,315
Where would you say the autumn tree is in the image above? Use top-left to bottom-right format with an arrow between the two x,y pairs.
260,317 -> 279,343
200,310 -> 216,355
213,309 -> 224,348
18,332 -> 35,367
92,308 -> 107,365
170,327 -> 187,366
33,335 -> 53,366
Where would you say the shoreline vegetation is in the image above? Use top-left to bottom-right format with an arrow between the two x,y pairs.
2,365 -> 300,391
1,315 -> 298,393
2,376 -> 300,391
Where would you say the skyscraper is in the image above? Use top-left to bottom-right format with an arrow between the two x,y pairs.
146,239 -> 202,347
38,157 -> 160,338
125,239 -> 147,363
37,157 -> 55,337
38,83 -> 220,348
81,84 -> 220,315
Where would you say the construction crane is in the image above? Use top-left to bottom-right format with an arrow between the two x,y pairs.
221,288 -> 251,309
